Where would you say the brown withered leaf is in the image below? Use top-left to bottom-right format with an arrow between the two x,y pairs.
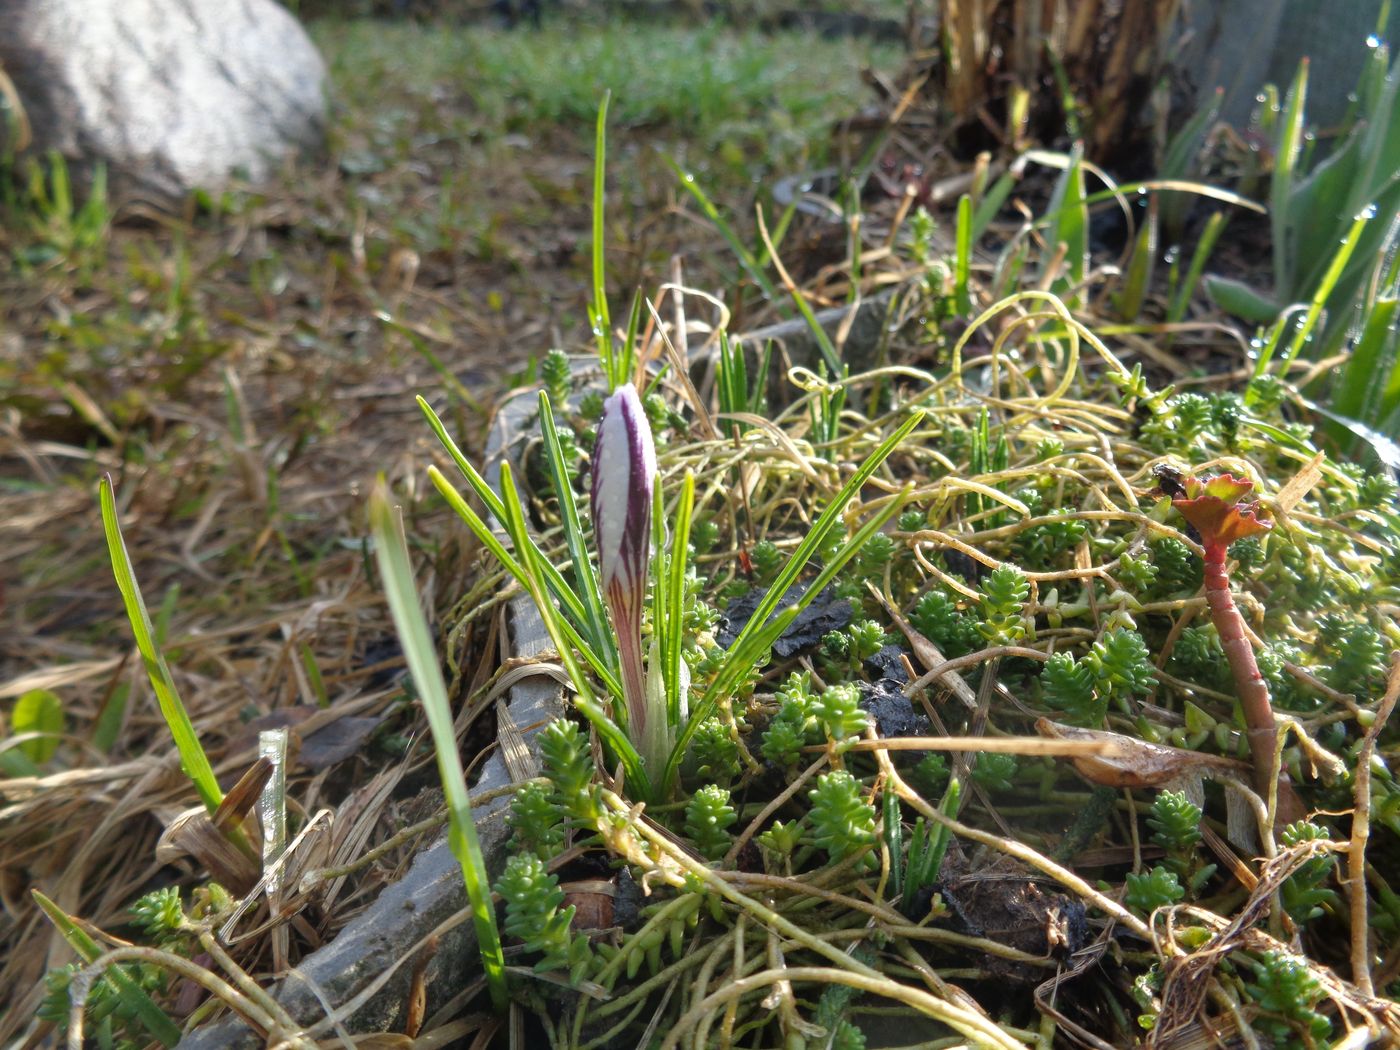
156,758 -> 271,895
1033,719 -> 1249,792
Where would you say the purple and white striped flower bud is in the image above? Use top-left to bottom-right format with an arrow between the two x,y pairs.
591,383 -> 656,746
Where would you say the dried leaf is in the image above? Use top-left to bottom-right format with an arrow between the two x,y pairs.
1034,719 -> 1249,789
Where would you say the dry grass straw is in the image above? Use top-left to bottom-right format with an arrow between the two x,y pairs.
0,160 -> 535,1036
918,0 -> 1182,160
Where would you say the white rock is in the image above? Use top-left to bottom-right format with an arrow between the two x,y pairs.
0,0 -> 328,203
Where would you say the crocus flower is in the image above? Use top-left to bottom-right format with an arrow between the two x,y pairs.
592,383 -> 656,756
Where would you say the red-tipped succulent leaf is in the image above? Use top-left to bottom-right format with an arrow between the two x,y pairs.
1172,472 -> 1273,549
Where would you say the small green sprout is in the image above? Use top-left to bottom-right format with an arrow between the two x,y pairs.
1147,791 -> 1201,863
690,518 -> 720,554
971,752 -> 1018,792
811,683 -> 868,744
1019,507 -> 1088,567
856,532 -> 897,577
1229,536 -> 1265,573
1039,628 -> 1156,725
688,718 -> 740,783
762,672 -> 817,766
1170,626 -> 1227,690
910,752 -> 950,795
1322,620 -> 1388,695
749,539 -> 782,582
1109,362 -> 1153,403
541,348 -> 571,406
898,509 -> 926,533
910,590 -> 979,656
761,718 -> 807,768
758,819 -> 803,857
849,620 -> 888,659
977,565 -> 1030,643
1115,551 -> 1159,593
129,887 -> 184,943
1147,791 -> 1215,894
1084,628 -> 1157,700
578,390 -> 605,421
1278,821 -> 1339,924
820,629 -> 850,661
1150,537 -> 1203,594
1040,650 -> 1100,725
1358,472 -> 1399,509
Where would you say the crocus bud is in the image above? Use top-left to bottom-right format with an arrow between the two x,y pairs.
591,383 -> 656,748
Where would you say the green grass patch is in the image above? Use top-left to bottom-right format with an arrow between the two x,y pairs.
318,17 -> 898,182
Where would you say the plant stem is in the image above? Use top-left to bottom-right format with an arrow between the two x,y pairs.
1201,542 -> 1277,802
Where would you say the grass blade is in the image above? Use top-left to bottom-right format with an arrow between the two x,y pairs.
99,476 -> 223,817
1168,212 -> 1229,326
664,413 -> 921,792
716,332 -> 748,436
1205,273 -> 1280,324
883,789 -> 903,901
1272,59 -> 1309,297
1044,144 -> 1087,302
1333,296 -> 1399,423
1159,88 -> 1223,235
1279,211 -> 1371,372
672,483 -> 911,790
663,471 -> 695,727
970,166 -> 1018,242
368,482 -> 508,1012
496,463 -> 650,797
955,194 -> 973,316
425,465 -> 621,700
669,155 -> 784,309
591,92 -> 614,384
418,397 -> 597,639
1113,199 -> 1157,321
537,392 -> 616,668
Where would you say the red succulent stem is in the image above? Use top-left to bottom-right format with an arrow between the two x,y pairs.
1201,541 -> 1278,798
1170,472 -> 1305,824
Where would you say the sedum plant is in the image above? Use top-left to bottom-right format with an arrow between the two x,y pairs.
683,785 -> 737,860
808,771 -> 878,870
1168,472 -> 1291,811
496,854 -> 595,985
1040,628 -> 1158,725
1124,865 -> 1185,916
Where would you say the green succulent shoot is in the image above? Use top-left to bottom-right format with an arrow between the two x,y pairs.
808,771 -> 878,869
496,853 -> 595,985
684,784 -> 737,860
